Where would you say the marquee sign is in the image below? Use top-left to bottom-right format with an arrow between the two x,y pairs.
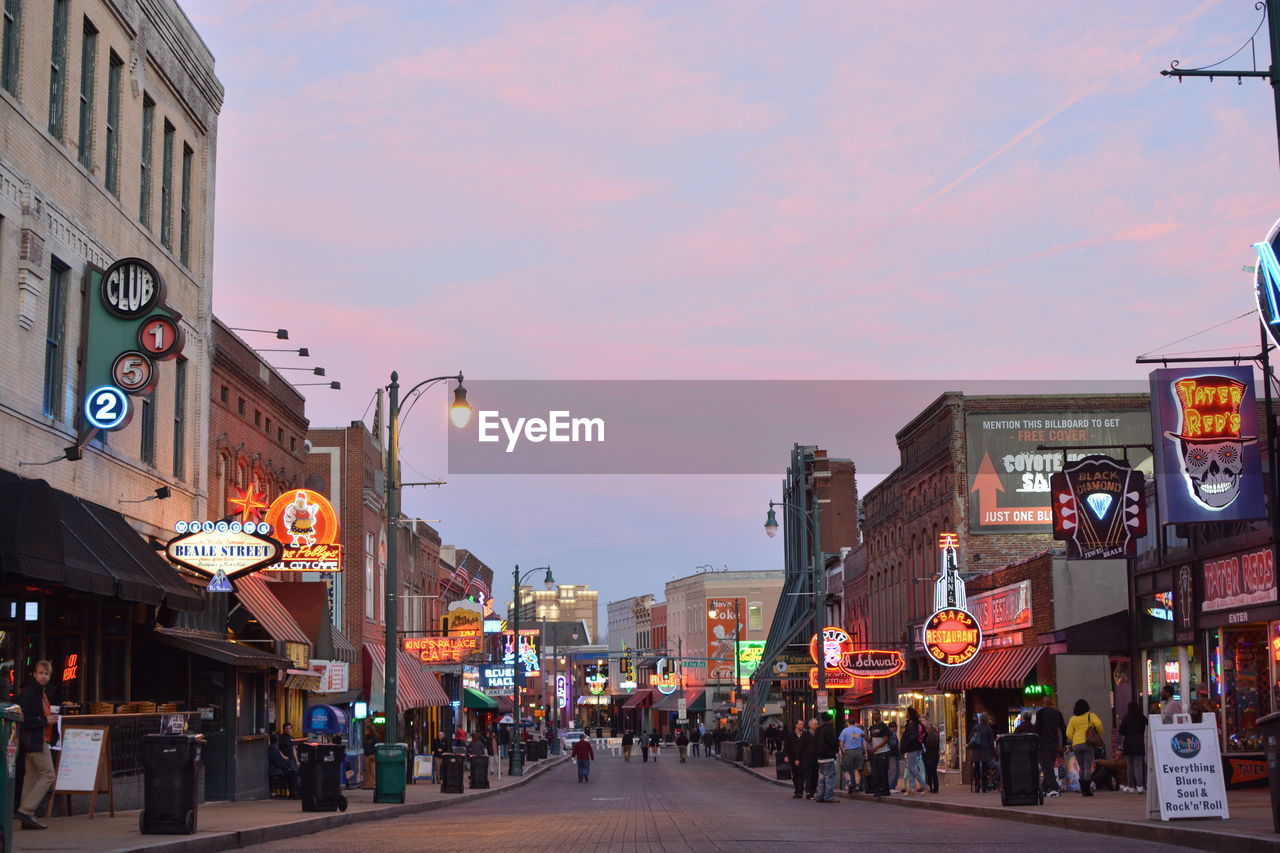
923,532 -> 983,667
651,658 -> 680,694
480,665 -> 514,695
263,490 -> 343,572
165,520 -> 282,592
1051,456 -> 1146,559
842,650 -> 905,679
1200,545 -> 1277,613
404,636 -> 475,663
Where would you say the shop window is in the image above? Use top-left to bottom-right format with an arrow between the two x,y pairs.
1216,626 -> 1270,752
1137,592 -> 1174,645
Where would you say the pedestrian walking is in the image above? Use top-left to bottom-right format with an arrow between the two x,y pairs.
866,713 -> 892,797
1034,694 -> 1067,797
16,660 -> 57,830
640,730 -> 650,763
690,725 -> 701,757
676,729 -> 689,762
1118,701 -> 1147,793
1159,684 -> 1183,724
814,713 -> 840,803
649,729 -> 661,761
1066,699 -> 1104,798
837,716 -> 865,794
622,729 -> 635,762
498,724 -> 511,759
782,719 -> 805,798
887,720 -> 901,792
968,713 -> 995,793
921,713 -> 941,794
572,736 -> 595,782
362,725 -> 380,790
798,718 -> 820,800
900,707 -> 928,795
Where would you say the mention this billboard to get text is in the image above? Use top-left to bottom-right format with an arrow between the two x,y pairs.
965,411 -> 1152,535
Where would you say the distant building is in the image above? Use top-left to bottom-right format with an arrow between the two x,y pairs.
512,583 -> 600,644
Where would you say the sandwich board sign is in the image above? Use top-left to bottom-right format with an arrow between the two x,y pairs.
1146,714 -> 1228,821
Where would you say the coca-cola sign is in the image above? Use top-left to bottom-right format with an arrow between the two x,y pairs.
1200,546 -> 1277,613
842,650 -> 905,679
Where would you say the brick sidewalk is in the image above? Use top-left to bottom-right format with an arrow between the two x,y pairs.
15,755 -> 569,853
719,753 -> 1280,852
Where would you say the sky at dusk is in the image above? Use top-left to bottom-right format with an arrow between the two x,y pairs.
184,1 -> 1279,634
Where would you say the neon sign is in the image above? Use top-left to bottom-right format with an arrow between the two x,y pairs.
263,490 -> 343,572
165,520 -> 283,592
842,650 -> 905,679
404,636 -> 475,663
737,641 -> 766,676
807,626 -> 857,688
228,482 -> 268,523
923,531 -> 982,667
651,658 -> 680,694
556,674 -> 568,709
62,653 -> 79,683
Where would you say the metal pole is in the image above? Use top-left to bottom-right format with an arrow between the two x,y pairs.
1269,0 -> 1280,172
511,564 -> 523,776
734,598 -> 741,719
384,372 -> 400,746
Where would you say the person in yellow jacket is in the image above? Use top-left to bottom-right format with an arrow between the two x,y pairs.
1065,698 -> 1104,797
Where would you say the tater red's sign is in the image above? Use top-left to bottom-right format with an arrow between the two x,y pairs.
1200,546 -> 1277,613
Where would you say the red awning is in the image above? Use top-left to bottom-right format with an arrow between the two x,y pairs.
936,645 -> 1046,691
621,688 -> 655,710
839,689 -> 873,706
364,643 -> 451,713
234,575 -> 312,646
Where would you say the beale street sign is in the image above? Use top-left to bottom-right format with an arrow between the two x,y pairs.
165,521 -> 282,592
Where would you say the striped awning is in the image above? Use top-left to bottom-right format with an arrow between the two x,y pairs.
936,645 -> 1046,691
364,643 -> 451,713
233,575 -> 312,646
621,688 -> 656,710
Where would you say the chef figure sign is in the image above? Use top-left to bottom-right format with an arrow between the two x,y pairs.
282,491 -> 320,546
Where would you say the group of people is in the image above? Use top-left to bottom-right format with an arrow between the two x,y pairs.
781,709 -> 942,803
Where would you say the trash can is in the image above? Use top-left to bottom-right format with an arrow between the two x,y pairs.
469,754 -> 490,789
0,705 -> 21,853
439,752 -> 466,793
775,750 -> 792,780
1258,711 -> 1280,831
139,733 -> 204,834
998,733 -> 1043,807
374,743 -> 408,804
747,743 -> 765,768
530,740 -> 546,761
297,742 -> 348,812
596,727 -> 604,739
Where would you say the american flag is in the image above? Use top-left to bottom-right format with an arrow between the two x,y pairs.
452,557 -> 470,590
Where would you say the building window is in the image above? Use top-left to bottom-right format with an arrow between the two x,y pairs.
179,144 -> 192,265
237,397 -> 245,416
173,358 -> 187,480
290,436 -> 296,453
219,385 -> 228,403
139,96 -> 153,227
48,0 -> 69,136
159,120 -> 174,248
253,410 -> 260,427
365,533 -> 376,620
42,258 -> 69,419
264,416 -> 271,435
139,392 -> 155,465
748,604 -> 763,631
104,51 -> 122,194
2,0 -> 20,96
277,427 -> 283,443
76,17 -> 96,169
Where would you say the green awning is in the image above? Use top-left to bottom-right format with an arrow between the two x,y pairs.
463,687 -> 499,710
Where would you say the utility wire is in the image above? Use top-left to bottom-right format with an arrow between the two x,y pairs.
1136,310 -> 1255,359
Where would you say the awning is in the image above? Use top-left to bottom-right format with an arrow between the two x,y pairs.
621,688 -> 656,710
262,580 -> 357,664
576,694 -> 609,705
0,471 -> 203,610
936,645 -> 1046,691
233,575 -> 312,646
840,689 -> 873,706
153,627 -> 292,669
463,687 -> 499,710
283,669 -> 323,690
496,696 -> 514,714
312,688 -> 361,705
364,643 -> 451,714
1037,611 -> 1130,655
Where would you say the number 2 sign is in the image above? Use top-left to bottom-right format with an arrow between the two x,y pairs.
83,386 -> 131,431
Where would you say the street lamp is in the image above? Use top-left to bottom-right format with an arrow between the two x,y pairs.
765,500 -> 824,696
708,599 -> 743,718
510,564 -> 555,776
383,371 -> 471,747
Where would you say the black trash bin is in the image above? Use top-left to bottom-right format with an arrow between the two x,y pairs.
1258,711 -> 1280,831
439,752 -> 467,793
998,733 -> 1042,806
747,743 -> 765,767
297,742 -> 349,812
140,734 -> 204,835
469,754 -> 491,789
775,751 -> 792,780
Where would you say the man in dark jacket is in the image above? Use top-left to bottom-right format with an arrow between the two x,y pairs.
798,718 -> 820,800
814,713 -> 841,802
689,725 -> 701,757
1034,695 -> 1068,796
782,720 -> 805,798
621,729 -> 635,762
16,660 -> 56,830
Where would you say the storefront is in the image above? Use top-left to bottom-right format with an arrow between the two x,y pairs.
363,643 -> 451,752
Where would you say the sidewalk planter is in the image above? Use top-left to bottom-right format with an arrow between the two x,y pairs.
139,733 -> 204,835
297,742 -> 348,812
373,743 -> 408,804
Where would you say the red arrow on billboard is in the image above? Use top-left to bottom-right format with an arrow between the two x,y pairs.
970,453 -> 1049,526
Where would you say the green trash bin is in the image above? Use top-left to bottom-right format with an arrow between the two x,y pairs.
374,743 -> 408,804
0,704 -> 21,853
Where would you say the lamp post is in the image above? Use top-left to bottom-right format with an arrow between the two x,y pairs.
383,371 -> 471,746
510,564 -> 555,776
765,499 -> 824,698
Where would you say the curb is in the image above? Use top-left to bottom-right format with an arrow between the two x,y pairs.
114,755 -> 571,853
718,758 -> 1280,853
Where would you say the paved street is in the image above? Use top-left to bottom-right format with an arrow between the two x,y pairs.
242,753 -> 1185,853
